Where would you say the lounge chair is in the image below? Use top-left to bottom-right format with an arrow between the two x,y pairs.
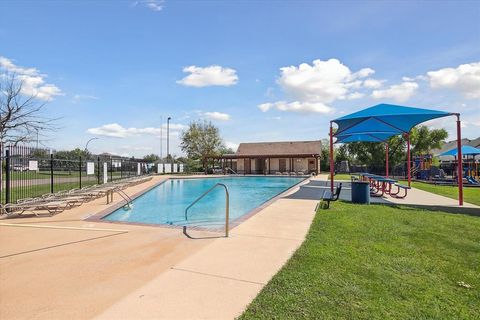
1,200 -> 71,217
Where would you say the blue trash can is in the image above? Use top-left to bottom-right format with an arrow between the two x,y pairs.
351,181 -> 370,204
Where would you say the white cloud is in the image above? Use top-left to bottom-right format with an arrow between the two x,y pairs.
87,122 -> 187,138
177,65 -> 238,87
363,78 -> 384,89
258,101 -> 333,114
427,62 -> 480,99
346,92 -> 365,100
277,59 -> 364,102
203,111 -> 231,121
225,141 -> 239,151
73,94 -> 99,102
259,58 -> 379,113
134,0 -> 164,11
371,81 -> 418,102
0,56 -> 63,101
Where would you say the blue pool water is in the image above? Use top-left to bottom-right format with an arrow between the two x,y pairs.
103,176 -> 304,226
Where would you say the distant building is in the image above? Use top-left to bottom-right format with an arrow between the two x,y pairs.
214,140 -> 322,174
432,137 -> 480,161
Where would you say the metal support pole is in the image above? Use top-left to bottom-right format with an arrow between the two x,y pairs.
79,156 -> 82,189
329,122 -> 334,192
385,143 -> 389,178
456,115 -> 464,206
50,153 -> 54,193
97,156 -> 101,184
407,133 -> 411,187
5,150 -> 10,204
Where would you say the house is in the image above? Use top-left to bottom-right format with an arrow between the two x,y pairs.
214,140 -> 322,175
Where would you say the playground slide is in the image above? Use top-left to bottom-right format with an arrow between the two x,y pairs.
465,176 -> 479,185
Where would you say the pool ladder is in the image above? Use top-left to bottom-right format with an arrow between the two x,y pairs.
106,188 -> 133,210
183,183 -> 230,237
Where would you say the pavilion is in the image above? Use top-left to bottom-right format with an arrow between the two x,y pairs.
329,103 -> 465,205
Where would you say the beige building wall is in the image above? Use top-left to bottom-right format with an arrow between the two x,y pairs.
230,157 -> 318,174
237,159 -> 244,171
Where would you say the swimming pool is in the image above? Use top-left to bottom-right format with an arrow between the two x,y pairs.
103,176 -> 305,227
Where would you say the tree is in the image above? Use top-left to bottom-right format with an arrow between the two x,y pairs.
0,74 -> 56,146
180,120 -> 224,172
143,154 -> 160,162
341,125 -> 448,172
55,148 -> 88,160
410,126 -> 448,155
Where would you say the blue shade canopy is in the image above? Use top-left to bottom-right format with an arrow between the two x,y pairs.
335,132 -> 398,143
333,104 -> 452,138
440,145 -> 480,156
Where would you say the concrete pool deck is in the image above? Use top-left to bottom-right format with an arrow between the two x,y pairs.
1,174 -> 478,319
0,175 -> 317,320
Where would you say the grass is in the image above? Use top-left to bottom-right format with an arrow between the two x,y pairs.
2,180 -> 98,203
2,171 -> 123,180
327,173 -> 352,180
240,201 -> 480,319
406,181 -> 480,206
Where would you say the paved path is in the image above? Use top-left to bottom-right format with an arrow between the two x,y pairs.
2,174 -> 477,320
95,181 -> 317,319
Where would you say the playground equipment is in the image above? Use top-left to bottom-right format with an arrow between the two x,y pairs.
440,145 -> 480,185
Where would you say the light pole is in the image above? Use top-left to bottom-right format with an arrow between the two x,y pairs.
167,117 -> 171,163
85,137 -> 99,159
160,116 -> 163,162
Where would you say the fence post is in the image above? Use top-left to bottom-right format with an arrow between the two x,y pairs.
97,156 -> 101,184
5,149 -> 10,204
50,153 -> 54,193
79,156 -> 82,189
110,157 -> 113,182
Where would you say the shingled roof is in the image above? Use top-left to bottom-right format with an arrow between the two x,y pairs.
235,140 -> 322,157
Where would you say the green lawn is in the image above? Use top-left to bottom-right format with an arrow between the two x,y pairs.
2,170 -> 124,180
240,201 -> 480,319
2,180 -> 98,203
327,173 -> 352,180
407,181 -> 480,206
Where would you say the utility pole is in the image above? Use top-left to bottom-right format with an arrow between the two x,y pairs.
160,116 -> 163,162
167,117 -> 171,163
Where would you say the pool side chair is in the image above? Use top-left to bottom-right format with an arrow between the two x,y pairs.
1,200 -> 70,217
318,183 -> 343,209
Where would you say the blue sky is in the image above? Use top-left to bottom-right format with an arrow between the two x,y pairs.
1,0 -> 479,157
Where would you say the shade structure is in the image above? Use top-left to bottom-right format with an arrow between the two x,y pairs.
440,145 -> 480,157
333,103 -> 451,136
328,103 -> 464,206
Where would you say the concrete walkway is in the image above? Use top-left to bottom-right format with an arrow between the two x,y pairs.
95,184 -> 317,319
314,174 -> 479,214
0,175 -> 317,320
2,174 -> 477,320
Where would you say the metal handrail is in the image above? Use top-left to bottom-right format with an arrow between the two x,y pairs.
108,187 -> 133,209
184,183 -> 230,237
225,167 -> 238,175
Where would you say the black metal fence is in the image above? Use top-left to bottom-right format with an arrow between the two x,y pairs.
0,145 -> 150,204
